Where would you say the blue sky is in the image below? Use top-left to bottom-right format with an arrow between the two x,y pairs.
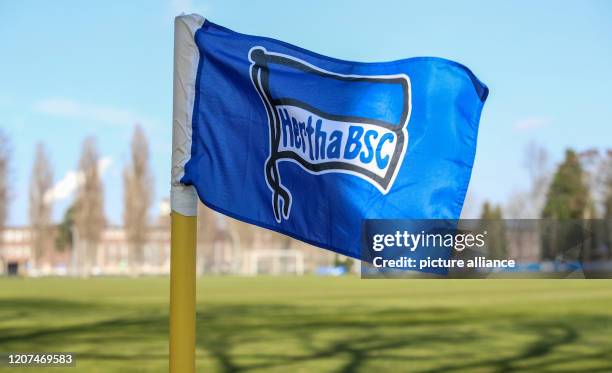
1,0 -> 611,225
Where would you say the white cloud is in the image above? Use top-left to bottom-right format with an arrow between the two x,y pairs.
513,117 -> 552,132
33,98 -> 161,129
44,157 -> 112,204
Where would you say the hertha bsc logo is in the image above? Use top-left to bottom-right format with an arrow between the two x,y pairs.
249,47 -> 412,223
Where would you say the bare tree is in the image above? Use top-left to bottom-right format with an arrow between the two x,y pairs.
75,137 -> 106,275
228,217 -> 255,249
506,142 -> 551,218
228,217 -> 291,251
197,203 -> 218,248
0,130 -> 10,240
604,150 -> 612,256
28,143 -> 53,269
523,141 -> 551,217
504,190 -> 529,220
579,148 -> 612,217
603,150 -> 612,215
197,203 -> 224,273
460,189 -> 481,219
123,126 -> 153,274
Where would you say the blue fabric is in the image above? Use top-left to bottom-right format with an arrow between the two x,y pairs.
181,20 -> 488,260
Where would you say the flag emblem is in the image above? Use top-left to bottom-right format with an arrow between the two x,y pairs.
249,47 -> 412,222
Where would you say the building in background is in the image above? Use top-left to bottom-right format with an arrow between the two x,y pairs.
3,220 -> 609,276
0,208 -> 337,276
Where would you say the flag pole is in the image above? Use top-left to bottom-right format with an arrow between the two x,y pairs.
170,13 -> 205,373
170,211 -> 196,373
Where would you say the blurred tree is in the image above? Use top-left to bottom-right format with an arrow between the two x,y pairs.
123,125 -> 153,274
197,202 -> 221,273
480,201 -> 493,219
524,142 -> 551,217
28,143 -> 53,269
0,130 -> 9,240
55,204 -> 75,252
542,149 -> 590,219
479,201 -> 507,259
506,142 -> 551,218
227,217 -> 255,248
197,203 -> 218,249
604,150 -> 612,257
227,218 -> 292,251
540,149 -> 592,260
579,149 -> 612,260
75,137 -> 106,275
578,148 -> 611,217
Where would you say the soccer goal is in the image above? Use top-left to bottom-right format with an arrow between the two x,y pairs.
244,249 -> 305,276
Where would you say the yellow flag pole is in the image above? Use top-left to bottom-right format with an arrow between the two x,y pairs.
170,211 -> 197,373
170,13 -> 205,373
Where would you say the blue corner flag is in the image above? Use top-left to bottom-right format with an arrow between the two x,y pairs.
177,18 -> 488,260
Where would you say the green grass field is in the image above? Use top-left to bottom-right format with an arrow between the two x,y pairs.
0,277 -> 611,372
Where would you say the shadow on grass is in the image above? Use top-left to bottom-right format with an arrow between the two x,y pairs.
1,299 -> 611,372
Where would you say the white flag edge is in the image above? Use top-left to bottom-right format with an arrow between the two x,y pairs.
171,13 -> 204,216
